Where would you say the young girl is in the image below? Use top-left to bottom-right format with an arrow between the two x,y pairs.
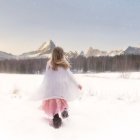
37,47 -> 82,128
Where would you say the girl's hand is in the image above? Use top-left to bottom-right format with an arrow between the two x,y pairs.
78,85 -> 82,90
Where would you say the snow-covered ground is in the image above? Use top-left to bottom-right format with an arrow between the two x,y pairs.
0,72 -> 140,140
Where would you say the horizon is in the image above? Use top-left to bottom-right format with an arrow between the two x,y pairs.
0,39 -> 139,56
0,0 -> 140,55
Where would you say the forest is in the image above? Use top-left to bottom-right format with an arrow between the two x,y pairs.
0,55 -> 140,74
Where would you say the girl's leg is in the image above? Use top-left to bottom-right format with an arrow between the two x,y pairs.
58,99 -> 69,119
53,113 -> 62,128
42,99 -> 62,128
43,99 -> 68,116
61,108 -> 69,118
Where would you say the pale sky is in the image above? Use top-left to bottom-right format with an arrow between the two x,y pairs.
0,0 -> 140,55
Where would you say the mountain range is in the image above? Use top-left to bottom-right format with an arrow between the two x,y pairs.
0,40 -> 140,60
0,51 -> 17,60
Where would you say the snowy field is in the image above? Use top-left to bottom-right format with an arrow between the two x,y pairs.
0,72 -> 140,140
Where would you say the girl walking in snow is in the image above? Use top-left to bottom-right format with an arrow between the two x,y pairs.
37,47 -> 82,128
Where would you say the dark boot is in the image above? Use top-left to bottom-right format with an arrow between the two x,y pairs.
53,114 -> 62,128
61,109 -> 69,119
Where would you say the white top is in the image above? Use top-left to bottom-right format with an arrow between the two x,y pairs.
34,61 -> 81,101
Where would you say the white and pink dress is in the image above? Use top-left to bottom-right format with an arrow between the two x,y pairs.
35,61 -> 81,117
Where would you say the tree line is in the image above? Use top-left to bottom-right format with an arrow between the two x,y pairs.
0,55 -> 140,74
70,55 -> 140,73
0,58 -> 48,74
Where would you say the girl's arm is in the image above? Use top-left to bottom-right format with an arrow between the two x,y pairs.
67,69 -> 82,90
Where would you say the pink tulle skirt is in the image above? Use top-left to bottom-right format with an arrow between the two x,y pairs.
42,98 -> 68,117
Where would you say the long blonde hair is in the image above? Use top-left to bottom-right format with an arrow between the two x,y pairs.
50,47 -> 70,70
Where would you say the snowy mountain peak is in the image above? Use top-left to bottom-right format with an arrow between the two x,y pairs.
38,40 -> 55,52
38,40 -> 56,55
124,46 -> 140,55
21,40 -> 56,58
108,49 -> 124,56
86,47 -> 107,57
79,51 -> 84,56
85,47 -> 125,57
65,51 -> 78,58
